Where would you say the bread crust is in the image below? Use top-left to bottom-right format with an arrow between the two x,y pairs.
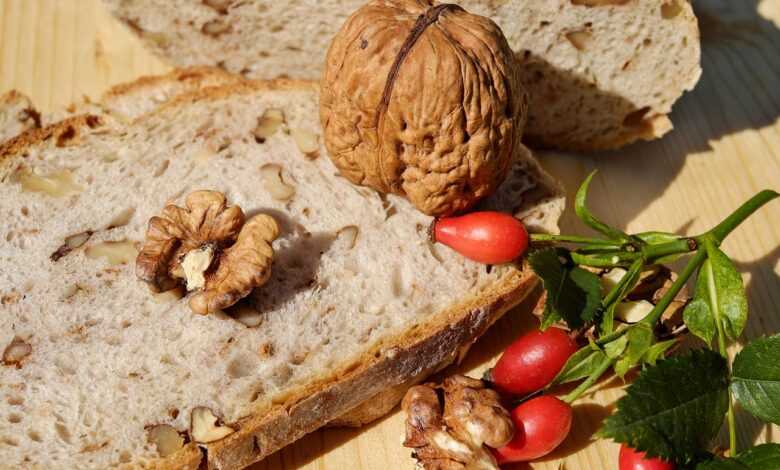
0,76 -> 555,470
206,269 -> 535,470
100,66 -> 241,101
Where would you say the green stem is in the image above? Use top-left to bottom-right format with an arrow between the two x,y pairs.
641,249 -> 708,327
642,238 -> 696,261
702,240 -> 738,456
563,356 -> 616,404
595,326 -> 630,346
571,251 -> 638,268
700,190 -> 779,245
602,258 -> 644,308
530,233 -> 618,246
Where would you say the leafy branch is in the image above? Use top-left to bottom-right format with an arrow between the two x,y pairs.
528,171 -> 778,466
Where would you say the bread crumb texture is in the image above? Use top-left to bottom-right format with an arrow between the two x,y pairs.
0,81 -> 561,468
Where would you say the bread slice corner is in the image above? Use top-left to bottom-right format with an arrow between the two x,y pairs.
0,74 -> 563,470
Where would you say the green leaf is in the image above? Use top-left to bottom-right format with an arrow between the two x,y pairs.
601,302 -> 619,338
614,324 -> 654,378
604,334 -> 629,359
684,298 -> 716,345
599,349 -> 730,464
696,444 -> 780,470
575,171 -> 629,242
529,248 -> 602,330
686,247 -> 748,345
696,459 -> 750,470
551,343 -> 608,386
731,334 -> 780,425
702,245 -> 749,341
736,443 -> 780,468
642,339 -> 678,365
539,303 -> 561,331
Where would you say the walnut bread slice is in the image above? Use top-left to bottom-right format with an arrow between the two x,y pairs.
0,77 -> 563,469
0,67 -> 245,146
103,0 -> 701,151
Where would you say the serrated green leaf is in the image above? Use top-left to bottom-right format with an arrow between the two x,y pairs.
736,443 -> 780,468
599,349 -> 730,464
696,459 -> 750,470
642,339 -> 677,365
614,324 -> 654,378
575,171 -> 629,242
570,267 -> 602,324
732,334 -> 780,425
696,444 -> 780,470
684,298 -> 716,345
529,248 -> 602,330
701,245 -> 748,341
551,343 -> 607,386
539,303 -> 561,331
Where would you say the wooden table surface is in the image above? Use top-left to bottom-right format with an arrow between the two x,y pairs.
1,1 -> 778,468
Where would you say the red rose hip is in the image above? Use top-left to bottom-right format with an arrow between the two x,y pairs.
431,211 -> 528,264
492,327 -> 579,395
619,445 -> 676,470
493,395 -> 573,463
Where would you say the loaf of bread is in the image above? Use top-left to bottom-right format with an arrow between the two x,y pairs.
102,0 -> 701,151
0,73 -> 563,469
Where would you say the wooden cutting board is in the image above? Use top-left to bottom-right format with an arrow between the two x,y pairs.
1,1 -> 778,468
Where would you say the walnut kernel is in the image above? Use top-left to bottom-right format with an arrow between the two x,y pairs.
253,108 -> 285,142
85,240 -> 138,266
402,375 -> 513,469
260,164 -> 295,201
147,424 -> 185,457
190,407 -> 235,443
136,191 -> 279,315
289,128 -> 320,159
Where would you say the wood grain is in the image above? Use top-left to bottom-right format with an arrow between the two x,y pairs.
1,0 -> 778,469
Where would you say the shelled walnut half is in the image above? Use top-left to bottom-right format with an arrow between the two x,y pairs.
136,190 -> 279,315
402,375 -> 514,469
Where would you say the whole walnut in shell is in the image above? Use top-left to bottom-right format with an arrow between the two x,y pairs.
320,0 -> 528,216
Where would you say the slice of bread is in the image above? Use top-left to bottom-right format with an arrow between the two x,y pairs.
0,67 -> 244,146
102,0 -> 701,151
0,78 -> 563,469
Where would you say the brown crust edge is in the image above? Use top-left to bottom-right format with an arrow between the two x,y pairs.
99,66 -> 246,116
206,269 -> 536,470
0,76 -> 555,470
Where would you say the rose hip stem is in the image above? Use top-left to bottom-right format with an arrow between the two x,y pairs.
549,190 -> 779,406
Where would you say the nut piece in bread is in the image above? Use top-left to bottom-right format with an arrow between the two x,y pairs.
2,336 -> 32,368
147,424 -> 186,457
320,0 -> 528,217
402,375 -> 513,469
136,190 -> 279,314
190,407 -> 235,443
